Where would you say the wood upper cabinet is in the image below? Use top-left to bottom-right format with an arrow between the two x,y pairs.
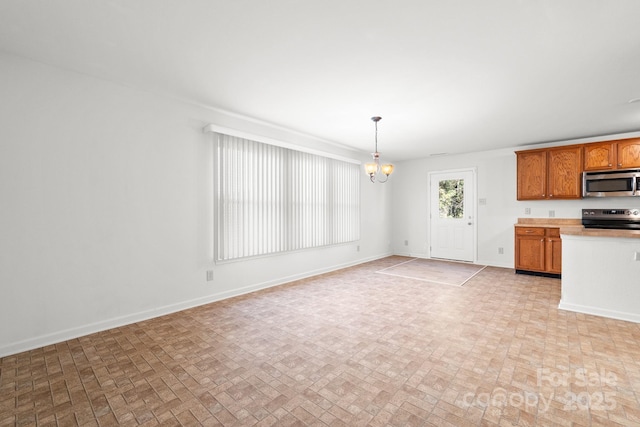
517,137 -> 640,200
584,142 -> 616,171
516,146 -> 582,200
617,138 -> 640,169
584,137 -> 640,171
516,149 -> 547,200
515,227 -> 561,276
547,146 -> 582,199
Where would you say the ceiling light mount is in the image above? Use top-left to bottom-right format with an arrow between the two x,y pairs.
364,116 -> 394,183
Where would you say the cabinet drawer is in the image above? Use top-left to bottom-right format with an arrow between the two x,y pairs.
546,228 -> 560,238
515,227 -> 545,236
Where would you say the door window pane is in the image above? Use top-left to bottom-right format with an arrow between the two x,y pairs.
439,179 -> 464,218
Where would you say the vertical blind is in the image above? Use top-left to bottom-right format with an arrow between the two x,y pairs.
215,133 -> 360,261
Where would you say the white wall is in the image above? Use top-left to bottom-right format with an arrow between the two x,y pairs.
391,148 -> 519,267
390,135 -> 640,268
0,53 -> 392,357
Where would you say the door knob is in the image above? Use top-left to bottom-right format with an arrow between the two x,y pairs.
468,222 -> 473,225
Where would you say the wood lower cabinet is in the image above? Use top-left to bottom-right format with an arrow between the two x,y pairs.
515,227 -> 545,271
515,227 -> 561,277
545,228 -> 562,274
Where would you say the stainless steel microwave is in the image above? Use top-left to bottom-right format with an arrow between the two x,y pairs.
583,169 -> 640,197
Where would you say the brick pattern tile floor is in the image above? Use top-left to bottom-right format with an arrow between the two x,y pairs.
1,256 -> 640,426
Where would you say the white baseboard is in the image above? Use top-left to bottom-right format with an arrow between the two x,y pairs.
392,251 -> 418,258
0,253 -> 390,358
558,301 -> 640,324
476,258 -> 513,269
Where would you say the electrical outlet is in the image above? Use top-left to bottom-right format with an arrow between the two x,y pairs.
479,198 -> 487,206
356,245 -> 360,252
498,247 -> 504,254
549,210 -> 555,218
634,252 -> 640,261
525,207 -> 531,215
404,240 -> 408,246
206,270 -> 214,281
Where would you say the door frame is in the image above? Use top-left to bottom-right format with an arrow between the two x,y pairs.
428,167 -> 478,262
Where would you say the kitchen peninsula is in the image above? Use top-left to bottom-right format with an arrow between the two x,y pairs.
559,226 -> 640,323
515,218 -> 640,323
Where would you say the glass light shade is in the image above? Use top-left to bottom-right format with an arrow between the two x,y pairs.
380,164 -> 394,176
364,162 -> 379,175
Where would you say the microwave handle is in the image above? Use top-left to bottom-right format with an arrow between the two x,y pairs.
634,176 -> 638,196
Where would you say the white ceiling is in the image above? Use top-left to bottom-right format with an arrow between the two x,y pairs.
2,0 -> 640,161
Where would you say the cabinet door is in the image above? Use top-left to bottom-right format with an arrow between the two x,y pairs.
617,138 -> 640,169
584,142 -> 616,171
547,146 -> 582,199
515,228 -> 545,271
517,150 -> 547,200
545,229 -> 562,274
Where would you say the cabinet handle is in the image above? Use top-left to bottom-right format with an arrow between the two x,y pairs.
525,230 -> 534,233
618,163 -> 622,167
608,164 -> 612,167
541,239 -> 544,242
549,194 -> 553,197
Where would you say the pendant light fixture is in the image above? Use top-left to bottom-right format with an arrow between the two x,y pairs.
364,116 -> 394,183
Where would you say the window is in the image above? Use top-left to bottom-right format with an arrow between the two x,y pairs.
215,133 -> 360,261
438,179 -> 464,219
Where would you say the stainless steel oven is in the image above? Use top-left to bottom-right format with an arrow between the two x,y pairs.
582,208 -> 640,229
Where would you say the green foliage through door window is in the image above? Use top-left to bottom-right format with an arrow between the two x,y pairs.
439,179 -> 464,218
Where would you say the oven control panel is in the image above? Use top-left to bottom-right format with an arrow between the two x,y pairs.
582,209 -> 640,219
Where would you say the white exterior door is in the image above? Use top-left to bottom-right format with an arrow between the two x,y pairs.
429,169 -> 476,262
